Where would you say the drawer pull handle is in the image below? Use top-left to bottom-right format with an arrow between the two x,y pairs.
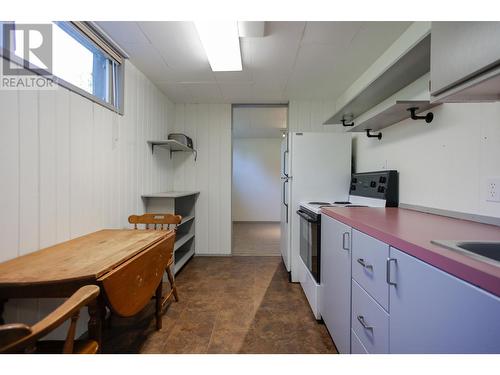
342,232 -> 350,251
386,258 -> 397,286
357,315 -> 373,330
357,258 -> 373,269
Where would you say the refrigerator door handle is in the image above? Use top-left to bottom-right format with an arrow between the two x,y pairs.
283,179 -> 289,223
283,150 -> 289,178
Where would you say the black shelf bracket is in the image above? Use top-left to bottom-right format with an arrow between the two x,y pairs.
366,129 -> 382,140
341,119 -> 354,127
407,107 -> 434,123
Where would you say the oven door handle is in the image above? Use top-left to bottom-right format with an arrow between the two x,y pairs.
296,210 -> 317,223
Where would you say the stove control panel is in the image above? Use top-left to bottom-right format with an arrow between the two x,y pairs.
349,170 -> 399,207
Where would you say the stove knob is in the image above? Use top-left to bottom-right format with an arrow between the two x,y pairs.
352,177 -> 358,183
378,186 -> 385,193
379,176 -> 387,183
351,184 -> 356,191
370,181 -> 376,188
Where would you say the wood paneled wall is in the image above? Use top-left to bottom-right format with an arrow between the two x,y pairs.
0,60 -> 174,331
172,104 -> 232,255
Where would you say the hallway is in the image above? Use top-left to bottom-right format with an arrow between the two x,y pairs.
232,222 -> 281,256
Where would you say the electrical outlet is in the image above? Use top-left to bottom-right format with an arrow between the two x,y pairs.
486,178 -> 500,202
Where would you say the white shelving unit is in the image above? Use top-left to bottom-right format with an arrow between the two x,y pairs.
141,191 -> 199,274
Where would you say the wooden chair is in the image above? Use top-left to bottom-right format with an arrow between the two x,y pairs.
0,285 -> 100,354
128,213 -> 182,327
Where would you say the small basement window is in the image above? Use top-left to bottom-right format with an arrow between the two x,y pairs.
0,21 -> 126,113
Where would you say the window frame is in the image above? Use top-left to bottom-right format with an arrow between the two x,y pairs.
0,21 -> 126,115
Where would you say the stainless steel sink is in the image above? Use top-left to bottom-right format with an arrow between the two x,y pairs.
431,240 -> 500,266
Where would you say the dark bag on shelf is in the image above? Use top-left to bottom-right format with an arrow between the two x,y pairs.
168,133 -> 193,149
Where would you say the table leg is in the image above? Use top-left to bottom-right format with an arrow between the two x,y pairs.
88,296 -> 105,353
0,299 -> 7,325
155,282 -> 162,330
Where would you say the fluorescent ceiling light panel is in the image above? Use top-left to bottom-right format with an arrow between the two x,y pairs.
194,21 -> 242,72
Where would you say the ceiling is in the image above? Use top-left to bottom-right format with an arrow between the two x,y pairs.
232,106 -> 287,138
96,21 -> 412,104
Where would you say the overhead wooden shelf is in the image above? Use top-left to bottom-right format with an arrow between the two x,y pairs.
147,140 -> 197,160
324,34 -> 431,125
347,100 -> 439,132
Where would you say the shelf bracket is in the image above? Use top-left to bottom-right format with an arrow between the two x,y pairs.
407,107 -> 434,123
341,119 -> 354,127
366,129 -> 382,140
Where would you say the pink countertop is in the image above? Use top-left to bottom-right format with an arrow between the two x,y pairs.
321,207 -> 500,297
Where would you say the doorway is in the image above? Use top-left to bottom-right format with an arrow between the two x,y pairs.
231,104 -> 288,256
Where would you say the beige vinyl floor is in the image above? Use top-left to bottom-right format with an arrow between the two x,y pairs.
232,222 -> 281,256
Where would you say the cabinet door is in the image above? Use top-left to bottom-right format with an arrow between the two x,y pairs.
389,247 -> 500,353
320,215 -> 352,354
431,21 -> 500,95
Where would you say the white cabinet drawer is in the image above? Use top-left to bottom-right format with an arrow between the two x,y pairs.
351,329 -> 369,354
352,229 -> 389,311
352,279 -> 389,354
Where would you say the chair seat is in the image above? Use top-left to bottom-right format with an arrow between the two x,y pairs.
36,339 -> 99,354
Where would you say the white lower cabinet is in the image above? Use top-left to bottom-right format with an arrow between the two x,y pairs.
351,329 -> 369,354
388,246 -> 500,353
321,217 -> 500,354
320,214 -> 352,354
352,280 -> 389,354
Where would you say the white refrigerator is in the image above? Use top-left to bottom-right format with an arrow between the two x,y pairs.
280,132 -> 351,282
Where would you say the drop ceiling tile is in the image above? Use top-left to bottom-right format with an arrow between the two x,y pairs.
120,42 -> 174,82
137,21 -> 209,70
181,82 -> 224,103
302,21 -> 362,46
96,21 -> 150,46
214,70 -> 253,83
219,82 -> 255,103
243,22 -> 305,77
157,83 -> 193,103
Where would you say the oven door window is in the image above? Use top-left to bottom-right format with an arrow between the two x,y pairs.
300,216 -> 311,269
299,213 -> 320,283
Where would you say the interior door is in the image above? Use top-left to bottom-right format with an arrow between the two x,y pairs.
280,134 -> 290,271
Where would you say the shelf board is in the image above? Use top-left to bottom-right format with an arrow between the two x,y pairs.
141,191 -> 200,199
347,100 -> 440,132
147,139 -> 194,152
179,215 -> 195,226
174,247 -> 195,274
174,232 -> 195,252
324,34 -> 431,125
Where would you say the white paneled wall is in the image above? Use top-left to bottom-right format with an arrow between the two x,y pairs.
172,104 -> 232,255
354,102 -> 500,218
0,59 -> 174,331
289,99 -> 500,219
289,100 -> 342,133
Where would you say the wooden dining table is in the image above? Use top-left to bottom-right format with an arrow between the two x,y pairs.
0,229 -> 175,351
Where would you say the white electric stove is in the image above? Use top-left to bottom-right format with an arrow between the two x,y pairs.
297,170 -> 399,319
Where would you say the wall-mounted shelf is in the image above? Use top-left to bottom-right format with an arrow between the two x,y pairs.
142,191 -> 199,274
347,100 -> 438,132
324,34 -> 431,125
147,140 -> 197,161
